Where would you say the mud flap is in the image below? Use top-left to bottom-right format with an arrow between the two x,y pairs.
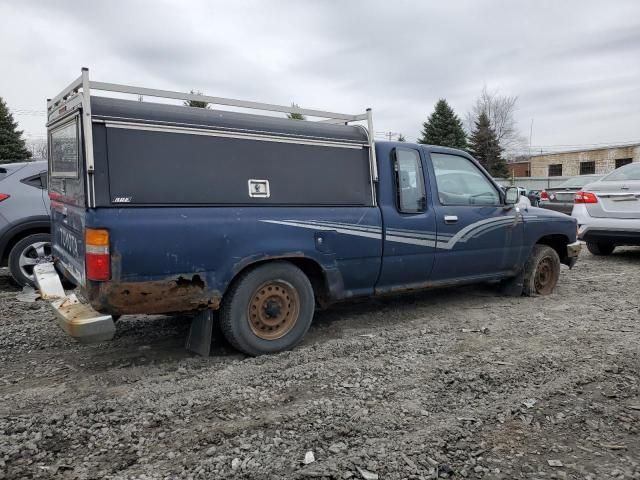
500,270 -> 525,297
185,309 -> 214,356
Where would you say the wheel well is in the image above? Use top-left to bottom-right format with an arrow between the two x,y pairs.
536,234 -> 569,262
230,257 -> 331,307
1,227 -> 50,264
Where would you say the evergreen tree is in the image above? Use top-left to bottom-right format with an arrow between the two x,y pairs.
184,90 -> 210,109
418,99 -> 466,149
0,98 -> 31,163
468,112 -> 508,177
287,103 -> 306,121
397,133 -> 406,142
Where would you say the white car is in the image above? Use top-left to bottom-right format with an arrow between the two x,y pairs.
572,162 -> 640,255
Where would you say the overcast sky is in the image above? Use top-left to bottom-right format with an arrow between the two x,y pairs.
2,0 -> 639,152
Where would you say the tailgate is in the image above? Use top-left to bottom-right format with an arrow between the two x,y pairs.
48,114 -> 87,285
51,204 -> 86,285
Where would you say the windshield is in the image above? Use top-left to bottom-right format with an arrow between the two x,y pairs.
601,163 -> 640,182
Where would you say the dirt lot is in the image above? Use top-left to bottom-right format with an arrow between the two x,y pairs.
1,249 -> 639,480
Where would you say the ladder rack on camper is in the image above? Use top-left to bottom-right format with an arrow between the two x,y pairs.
47,67 -> 378,207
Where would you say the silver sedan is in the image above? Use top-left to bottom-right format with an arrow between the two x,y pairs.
572,162 -> 640,255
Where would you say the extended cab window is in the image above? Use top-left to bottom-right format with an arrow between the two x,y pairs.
394,148 -> 426,213
431,153 -> 500,206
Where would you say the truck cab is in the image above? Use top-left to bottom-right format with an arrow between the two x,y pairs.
39,69 -> 581,355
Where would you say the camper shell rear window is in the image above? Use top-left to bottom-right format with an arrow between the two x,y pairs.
50,119 -> 79,178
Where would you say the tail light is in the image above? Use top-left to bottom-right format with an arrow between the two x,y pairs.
0,193 -> 9,202
85,228 -> 110,281
540,190 -> 549,201
575,191 -> 598,204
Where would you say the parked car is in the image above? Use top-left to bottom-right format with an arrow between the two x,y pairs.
572,162 -> 640,255
539,175 -> 602,214
38,70 -> 581,355
527,190 -> 541,207
0,160 -> 51,286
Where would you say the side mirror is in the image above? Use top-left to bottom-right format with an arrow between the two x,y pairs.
504,187 -> 519,205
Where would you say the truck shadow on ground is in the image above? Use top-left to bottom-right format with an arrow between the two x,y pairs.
92,283 -> 490,368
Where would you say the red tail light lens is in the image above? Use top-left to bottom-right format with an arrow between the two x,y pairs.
540,190 -> 549,200
575,191 -> 598,204
85,228 -> 110,281
0,193 -> 9,202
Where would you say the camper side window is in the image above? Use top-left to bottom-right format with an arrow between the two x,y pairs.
50,120 -> 79,178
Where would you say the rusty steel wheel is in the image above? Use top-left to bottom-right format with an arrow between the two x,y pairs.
523,244 -> 561,296
220,261 -> 315,356
533,256 -> 556,295
247,280 -> 300,340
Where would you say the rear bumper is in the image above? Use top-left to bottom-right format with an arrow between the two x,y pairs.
572,204 -> 640,245
34,262 -> 115,343
539,201 -> 573,215
51,294 -> 116,343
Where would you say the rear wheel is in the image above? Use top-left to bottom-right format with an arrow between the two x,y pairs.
523,244 -> 561,296
586,242 -> 615,256
220,262 -> 315,356
8,233 -> 52,287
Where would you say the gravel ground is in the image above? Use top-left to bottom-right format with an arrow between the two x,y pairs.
1,249 -> 639,480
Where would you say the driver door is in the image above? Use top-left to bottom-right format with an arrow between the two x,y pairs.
427,152 -> 523,281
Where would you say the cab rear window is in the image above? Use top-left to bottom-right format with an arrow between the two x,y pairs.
50,120 -> 79,178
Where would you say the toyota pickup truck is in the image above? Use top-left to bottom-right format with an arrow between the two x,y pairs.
37,69 -> 581,356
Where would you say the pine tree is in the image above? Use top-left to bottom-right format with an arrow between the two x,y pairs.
397,133 -> 406,142
184,90 -> 210,109
468,112 -> 508,177
418,99 -> 466,149
287,103 -> 306,121
0,98 -> 31,163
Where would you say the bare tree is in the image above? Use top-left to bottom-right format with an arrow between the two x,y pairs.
26,139 -> 48,160
466,86 -> 526,159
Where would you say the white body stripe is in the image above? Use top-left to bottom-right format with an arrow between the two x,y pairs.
260,215 -> 522,249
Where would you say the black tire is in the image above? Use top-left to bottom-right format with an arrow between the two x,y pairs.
586,242 -> 615,256
523,244 -> 561,297
8,233 -> 52,287
220,261 -> 315,356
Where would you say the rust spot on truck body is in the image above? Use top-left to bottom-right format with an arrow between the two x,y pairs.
86,274 -> 221,316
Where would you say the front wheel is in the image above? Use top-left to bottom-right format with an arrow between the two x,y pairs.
220,262 -> 315,356
586,242 -> 615,256
523,245 -> 561,296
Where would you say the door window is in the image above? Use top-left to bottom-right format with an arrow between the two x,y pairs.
394,148 -> 426,213
431,153 -> 500,206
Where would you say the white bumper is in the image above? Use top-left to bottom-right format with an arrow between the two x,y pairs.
34,262 -> 116,343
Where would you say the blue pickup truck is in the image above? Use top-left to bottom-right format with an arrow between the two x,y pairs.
38,69 -> 580,356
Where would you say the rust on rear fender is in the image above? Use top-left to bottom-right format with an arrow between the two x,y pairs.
86,274 -> 222,316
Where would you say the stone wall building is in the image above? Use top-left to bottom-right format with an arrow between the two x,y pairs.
529,143 -> 640,177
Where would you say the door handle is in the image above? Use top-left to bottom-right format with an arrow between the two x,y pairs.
444,215 -> 458,224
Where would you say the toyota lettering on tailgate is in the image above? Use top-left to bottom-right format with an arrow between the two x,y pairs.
60,228 -> 79,258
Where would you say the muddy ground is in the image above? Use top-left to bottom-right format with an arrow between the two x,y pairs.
1,249 -> 639,480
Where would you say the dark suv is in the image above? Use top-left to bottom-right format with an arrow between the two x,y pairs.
0,160 -> 51,286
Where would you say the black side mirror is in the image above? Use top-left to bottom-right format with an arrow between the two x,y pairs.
504,187 -> 519,205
